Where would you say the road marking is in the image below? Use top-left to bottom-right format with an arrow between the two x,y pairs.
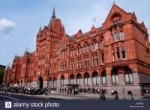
0,94 -> 19,101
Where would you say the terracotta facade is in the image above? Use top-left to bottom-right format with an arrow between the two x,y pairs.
3,4 -> 150,98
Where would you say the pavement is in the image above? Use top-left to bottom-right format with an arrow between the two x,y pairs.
0,91 -> 146,100
38,93 -> 101,100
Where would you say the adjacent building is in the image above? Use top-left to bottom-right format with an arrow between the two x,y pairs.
3,4 -> 150,98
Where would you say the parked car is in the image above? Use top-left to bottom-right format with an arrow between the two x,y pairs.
0,85 -> 5,91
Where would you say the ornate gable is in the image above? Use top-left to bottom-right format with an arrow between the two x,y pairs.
75,30 -> 83,39
103,4 -> 130,29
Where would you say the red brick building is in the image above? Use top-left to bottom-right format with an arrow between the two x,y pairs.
3,4 -> 150,98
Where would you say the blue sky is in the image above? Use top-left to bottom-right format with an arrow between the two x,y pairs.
0,0 -> 150,66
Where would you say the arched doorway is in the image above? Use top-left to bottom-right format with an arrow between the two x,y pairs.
84,72 -> 90,86
101,70 -> 107,85
38,77 -> 43,89
70,74 -> 75,84
125,67 -> 133,84
61,75 -> 65,86
111,68 -> 119,85
77,73 -> 82,85
92,71 -> 99,86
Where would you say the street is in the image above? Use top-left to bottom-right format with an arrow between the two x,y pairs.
0,92 -> 63,101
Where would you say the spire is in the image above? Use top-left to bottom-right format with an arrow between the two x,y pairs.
48,5 -> 56,27
52,5 -> 56,18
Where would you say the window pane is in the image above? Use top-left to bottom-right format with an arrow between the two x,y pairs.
122,47 -> 126,59
77,78 -> 81,85
85,78 -> 87,85
125,74 -> 129,83
116,75 -> 119,84
129,74 -> 133,83
120,32 -> 124,40
88,77 -> 90,85
112,75 -> 115,84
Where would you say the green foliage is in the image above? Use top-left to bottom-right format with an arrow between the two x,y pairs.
0,67 -> 4,77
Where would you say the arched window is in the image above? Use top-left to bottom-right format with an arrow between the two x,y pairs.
84,72 -> 90,86
77,73 -> 82,85
70,74 -> 74,84
101,70 -> 107,85
61,75 -> 65,86
111,68 -> 119,85
125,68 -> 133,84
92,72 -> 99,86
111,13 -> 122,25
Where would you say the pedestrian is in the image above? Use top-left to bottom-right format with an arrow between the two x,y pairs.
131,93 -> 134,100
114,91 -> 119,100
99,89 -> 106,100
111,88 -> 114,97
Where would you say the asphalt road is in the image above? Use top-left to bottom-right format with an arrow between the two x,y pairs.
0,92 -> 53,101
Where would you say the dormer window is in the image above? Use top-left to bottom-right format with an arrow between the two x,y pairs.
111,13 -> 122,25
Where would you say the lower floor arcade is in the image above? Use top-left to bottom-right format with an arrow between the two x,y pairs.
11,66 -> 150,99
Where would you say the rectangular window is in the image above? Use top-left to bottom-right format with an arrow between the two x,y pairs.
95,56 -> 98,66
101,53 -> 104,64
100,40 -> 104,49
95,43 -> 98,50
79,61 -> 82,68
121,47 -> 126,59
77,47 -> 81,55
113,34 -> 119,42
120,32 -> 124,40
92,42 -> 98,51
116,47 -> 120,59
84,57 -> 89,68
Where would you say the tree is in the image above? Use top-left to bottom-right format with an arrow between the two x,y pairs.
0,66 -> 5,84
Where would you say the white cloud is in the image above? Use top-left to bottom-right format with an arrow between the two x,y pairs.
0,18 -> 16,34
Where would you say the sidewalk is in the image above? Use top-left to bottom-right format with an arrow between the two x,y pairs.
37,93 -> 100,100
26,92 -> 145,100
